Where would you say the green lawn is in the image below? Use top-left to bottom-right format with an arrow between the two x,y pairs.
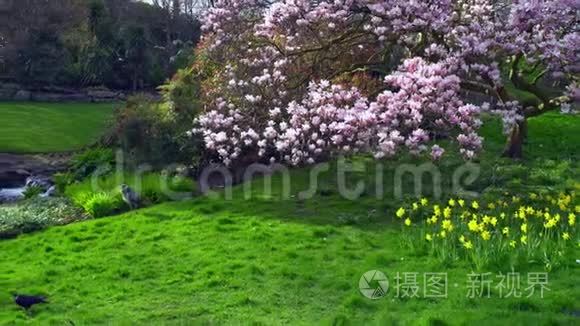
0,113 -> 578,324
0,102 -> 117,153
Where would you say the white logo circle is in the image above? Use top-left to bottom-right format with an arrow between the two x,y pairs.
359,270 -> 389,299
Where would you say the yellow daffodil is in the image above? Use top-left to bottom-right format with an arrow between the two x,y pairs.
396,207 -> 405,218
490,217 -> 498,226
448,198 -> 456,207
471,201 -> 479,210
502,227 -> 509,235
420,198 -> 428,206
439,230 -> 447,238
544,219 -> 556,229
562,232 -> 570,241
458,199 -> 465,207
487,203 -> 496,209
412,202 -> 419,211
482,215 -> 491,225
433,205 -> 441,217
425,234 -> 433,241
521,235 -> 527,244
429,216 -> 438,224
568,213 -> 576,226
530,193 -> 538,200
500,212 -> 506,219
468,219 -> 480,232
404,218 -> 412,226
463,240 -> 473,249
521,223 -> 527,233
509,240 -> 517,248
442,220 -> 453,232
558,194 -> 571,209
443,207 -> 452,219
459,235 -> 465,243
481,230 -> 491,241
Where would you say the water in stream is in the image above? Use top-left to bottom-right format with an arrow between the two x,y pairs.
0,186 -> 26,202
0,176 -> 55,203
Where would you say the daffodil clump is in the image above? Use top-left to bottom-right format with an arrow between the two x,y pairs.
395,192 -> 579,270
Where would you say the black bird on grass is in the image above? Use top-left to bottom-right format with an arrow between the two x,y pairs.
11,293 -> 48,311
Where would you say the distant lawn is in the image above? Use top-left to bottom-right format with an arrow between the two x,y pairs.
0,102 -> 117,153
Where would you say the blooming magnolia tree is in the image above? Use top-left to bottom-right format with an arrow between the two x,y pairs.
192,0 -> 578,166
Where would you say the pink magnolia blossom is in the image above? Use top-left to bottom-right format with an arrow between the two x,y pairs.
193,0 -> 578,165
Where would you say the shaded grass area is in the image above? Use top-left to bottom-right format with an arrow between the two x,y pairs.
65,172 -> 195,217
0,113 -> 578,324
0,102 -> 117,153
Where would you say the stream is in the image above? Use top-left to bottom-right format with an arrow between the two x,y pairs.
0,186 -> 26,202
0,176 -> 56,203
0,153 -> 65,204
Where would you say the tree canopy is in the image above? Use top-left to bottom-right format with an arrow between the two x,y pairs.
0,0 -> 202,90
192,0 -> 578,165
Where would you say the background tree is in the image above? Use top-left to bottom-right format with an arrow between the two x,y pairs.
122,25 -> 150,91
0,0 -> 202,90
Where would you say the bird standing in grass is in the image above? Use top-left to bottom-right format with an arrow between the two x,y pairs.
12,293 -> 47,313
121,184 -> 140,210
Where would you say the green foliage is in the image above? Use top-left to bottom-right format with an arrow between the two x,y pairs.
65,172 -> 195,217
64,43 -> 114,87
53,172 -> 76,194
77,192 -> 125,218
3,0 -> 201,89
0,198 -> 86,238
70,147 -> 115,180
159,64 -> 202,122
122,24 -> 149,90
22,186 -> 44,199
105,94 -> 201,166
15,30 -> 70,85
94,50 -> 206,168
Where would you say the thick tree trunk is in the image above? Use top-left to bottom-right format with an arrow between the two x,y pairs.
502,119 -> 526,159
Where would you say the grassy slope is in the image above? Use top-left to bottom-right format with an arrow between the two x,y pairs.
0,102 -> 117,153
0,113 -> 579,324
